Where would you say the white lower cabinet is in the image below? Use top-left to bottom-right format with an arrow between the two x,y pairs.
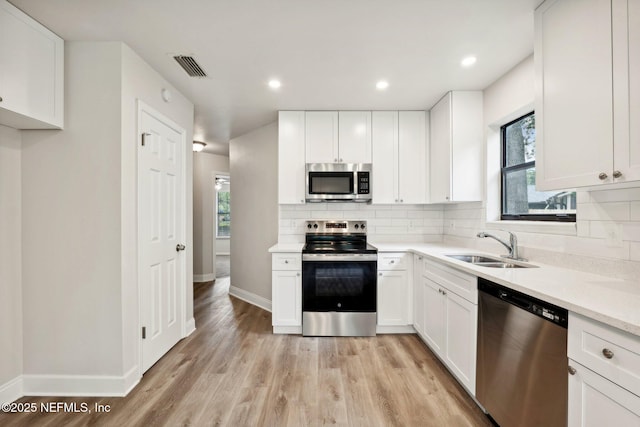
412,254 -> 425,335
568,359 -> 640,427
568,312 -> 640,426
377,252 -> 412,330
271,253 -> 302,333
418,258 -> 478,394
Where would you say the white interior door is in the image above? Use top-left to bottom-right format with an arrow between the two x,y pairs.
139,104 -> 185,373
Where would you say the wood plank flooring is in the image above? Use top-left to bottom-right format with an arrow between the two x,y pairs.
0,278 -> 492,427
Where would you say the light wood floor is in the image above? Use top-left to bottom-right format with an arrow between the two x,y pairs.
1,278 -> 492,427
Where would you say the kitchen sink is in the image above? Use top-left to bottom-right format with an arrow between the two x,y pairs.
446,254 -> 537,269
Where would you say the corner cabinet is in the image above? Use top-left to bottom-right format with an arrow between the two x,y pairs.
429,91 -> 482,203
278,111 -> 306,204
372,111 -> 428,204
567,313 -> 640,426
305,111 -> 372,164
0,0 -> 64,129
271,252 -> 302,334
535,0 -> 640,189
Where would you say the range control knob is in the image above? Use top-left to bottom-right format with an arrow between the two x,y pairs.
354,224 -> 359,229
361,224 -> 366,229
313,223 -> 318,229
307,224 -> 312,229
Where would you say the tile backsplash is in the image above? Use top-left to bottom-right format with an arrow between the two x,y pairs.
442,187 -> 640,281
279,203 -> 444,244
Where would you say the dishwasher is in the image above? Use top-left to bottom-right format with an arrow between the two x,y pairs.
476,277 -> 568,427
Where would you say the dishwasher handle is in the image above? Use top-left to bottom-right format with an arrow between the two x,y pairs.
498,290 -> 532,310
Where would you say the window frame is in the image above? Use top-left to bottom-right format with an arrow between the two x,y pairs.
500,112 -> 576,222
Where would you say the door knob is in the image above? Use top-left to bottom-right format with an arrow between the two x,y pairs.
176,244 -> 186,252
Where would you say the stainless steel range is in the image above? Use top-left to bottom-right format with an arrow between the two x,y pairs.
302,220 -> 377,337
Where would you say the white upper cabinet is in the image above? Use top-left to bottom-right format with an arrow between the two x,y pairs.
429,91 -> 482,203
372,111 -> 398,204
278,111 -> 306,204
0,0 -> 64,129
399,111 -> 427,203
372,111 -> 427,204
535,0 -> 640,189
338,111 -> 372,163
305,111 -> 372,164
305,111 -> 338,163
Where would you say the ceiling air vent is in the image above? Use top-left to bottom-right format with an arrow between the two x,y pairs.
173,55 -> 207,77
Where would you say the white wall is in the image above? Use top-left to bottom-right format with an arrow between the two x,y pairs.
0,125 -> 23,401
20,41 -> 194,393
230,123 -> 278,301
443,54 -> 640,281
193,153 -> 229,280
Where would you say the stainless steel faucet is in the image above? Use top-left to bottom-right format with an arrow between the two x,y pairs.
476,230 -> 525,261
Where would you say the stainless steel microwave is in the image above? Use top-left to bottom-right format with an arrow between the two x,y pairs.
306,163 -> 372,202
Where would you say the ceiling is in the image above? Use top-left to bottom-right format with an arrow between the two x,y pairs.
10,0 -> 542,155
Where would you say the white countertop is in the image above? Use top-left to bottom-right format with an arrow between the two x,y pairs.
269,241 -> 640,336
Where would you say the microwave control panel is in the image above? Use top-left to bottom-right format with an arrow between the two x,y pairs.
357,172 -> 370,194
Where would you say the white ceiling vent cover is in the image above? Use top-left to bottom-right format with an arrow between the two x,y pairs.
173,55 -> 207,77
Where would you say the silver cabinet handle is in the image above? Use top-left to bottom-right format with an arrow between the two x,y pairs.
334,158 -> 338,162
568,366 -> 576,375
613,170 -> 622,178
284,260 -> 289,264
400,199 -> 403,203
296,272 -> 300,277
379,272 -> 383,276
395,199 -> 398,202
599,172 -> 608,180
602,348 -> 614,359
176,244 -> 186,251
339,158 -> 343,162
389,260 -> 395,264
0,96 -> 3,102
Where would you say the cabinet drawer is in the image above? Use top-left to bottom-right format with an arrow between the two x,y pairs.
272,253 -> 301,271
423,259 -> 477,304
568,313 -> 640,397
378,252 -> 408,270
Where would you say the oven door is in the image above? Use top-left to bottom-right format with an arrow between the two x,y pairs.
302,254 -> 377,312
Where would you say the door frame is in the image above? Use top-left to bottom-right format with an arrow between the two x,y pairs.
211,170 -> 231,280
136,99 -> 188,377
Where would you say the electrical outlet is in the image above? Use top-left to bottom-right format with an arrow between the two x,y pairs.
605,223 -> 623,248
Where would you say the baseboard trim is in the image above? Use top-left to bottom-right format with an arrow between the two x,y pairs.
228,286 -> 272,312
185,317 -> 196,337
193,273 -> 215,282
273,326 -> 302,334
0,375 -> 23,403
22,366 -> 140,397
376,325 -> 416,334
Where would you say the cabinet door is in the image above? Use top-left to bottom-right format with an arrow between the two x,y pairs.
429,93 -> 452,203
305,111 -> 338,163
278,111 -> 306,204
398,111 -> 427,203
450,92 -> 482,202
568,360 -> 640,427
613,0 -> 640,183
272,270 -> 301,326
372,111 -> 398,203
444,290 -> 477,394
377,270 -> 408,326
0,1 -> 64,129
339,111 -> 372,163
535,0 -> 613,190
412,255 -> 424,335
422,277 -> 445,354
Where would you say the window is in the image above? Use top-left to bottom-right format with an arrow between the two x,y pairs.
501,112 -> 576,221
216,176 -> 230,237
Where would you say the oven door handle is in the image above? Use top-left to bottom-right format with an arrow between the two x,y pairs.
302,253 -> 378,262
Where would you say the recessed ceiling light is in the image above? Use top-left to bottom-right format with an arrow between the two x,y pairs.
268,79 -> 281,89
461,56 -> 477,67
376,80 -> 389,90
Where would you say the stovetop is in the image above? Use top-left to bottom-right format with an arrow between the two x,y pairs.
302,220 -> 376,254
